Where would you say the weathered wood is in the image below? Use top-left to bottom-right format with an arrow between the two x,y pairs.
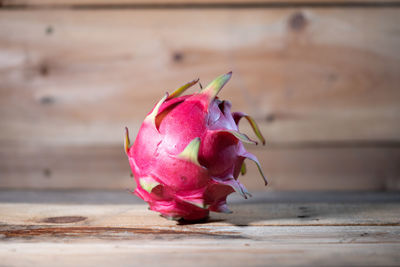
1,238 -> 400,267
3,0 -> 400,8
1,201 -> 400,227
0,192 -> 399,266
0,8 -> 399,190
0,145 -> 399,190
2,190 -> 399,204
0,9 -> 399,146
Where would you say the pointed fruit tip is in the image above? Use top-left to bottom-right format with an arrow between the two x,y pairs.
240,162 -> 247,176
233,113 -> 266,146
188,200 -> 208,209
139,177 -> 160,194
201,72 -> 233,101
245,115 -> 266,145
213,177 -> 248,199
220,130 -> 257,145
146,93 -> 169,128
242,152 -> 267,186
177,137 -> 201,166
168,78 -> 199,100
124,127 -> 130,155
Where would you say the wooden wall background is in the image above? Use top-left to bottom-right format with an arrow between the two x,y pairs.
0,0 -> 399,191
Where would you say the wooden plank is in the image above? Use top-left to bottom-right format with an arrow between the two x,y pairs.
0,239 -> 400,267
1,9 -> 399,191
0,192 -> 399,227
0,192 -> 399,266
0,9 -> 399,146
1,201 -> 400,227
2,190 -> 399,204
3,0 -> 400,8
0,145 -> 399,190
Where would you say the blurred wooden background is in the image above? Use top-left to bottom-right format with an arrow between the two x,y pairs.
0,0 -> 399,191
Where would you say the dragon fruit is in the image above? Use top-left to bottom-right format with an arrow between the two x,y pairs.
124,72 -> 267,221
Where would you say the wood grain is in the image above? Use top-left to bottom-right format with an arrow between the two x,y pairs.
0,144 -> 399,190
0,192 -> 399,266
3,0 -> 400,8
1,8 -> 399,190
2,201 -> 400,227
0,9 -> 399,145
1,238 -> 399,267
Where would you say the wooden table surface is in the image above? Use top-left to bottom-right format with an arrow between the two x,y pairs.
0,190 -> 399,266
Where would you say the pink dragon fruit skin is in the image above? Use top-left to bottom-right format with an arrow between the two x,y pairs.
125,72 -> 267,221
